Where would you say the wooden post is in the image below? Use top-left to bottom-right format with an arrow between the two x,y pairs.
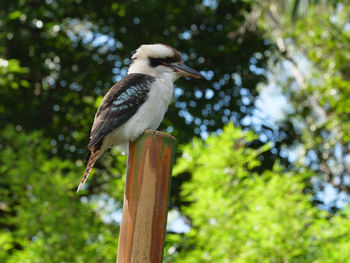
116,130 -> 176,263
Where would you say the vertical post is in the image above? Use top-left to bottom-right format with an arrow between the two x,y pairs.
116,130 -> 176,263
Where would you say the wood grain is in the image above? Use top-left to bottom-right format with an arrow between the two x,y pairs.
116,130 -> 176,263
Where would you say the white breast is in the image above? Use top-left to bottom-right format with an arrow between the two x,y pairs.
100,77 -> 174,153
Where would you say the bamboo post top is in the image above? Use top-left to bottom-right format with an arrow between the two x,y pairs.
142,129 -> 176,140
117,130 -> 176,263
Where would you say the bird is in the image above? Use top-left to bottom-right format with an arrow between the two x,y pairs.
76,43 -> 204,192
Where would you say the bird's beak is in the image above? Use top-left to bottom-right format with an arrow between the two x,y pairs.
171,63 -> 204,79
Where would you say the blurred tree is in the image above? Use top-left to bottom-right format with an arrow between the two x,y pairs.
255,1 -> 350,204
165,124 -> 350,262
2,0 -> 349,261
2,122 -> 350,262
0,0 -> 282,260
0,0 -> 288,223
0,0 -> 272,158
0,126 -> 122,262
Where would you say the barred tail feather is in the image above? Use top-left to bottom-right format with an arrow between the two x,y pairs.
77,149 -> 101,192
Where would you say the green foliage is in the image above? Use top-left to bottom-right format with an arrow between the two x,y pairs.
0,59 -> 29,89
266,1 -> 350,193
1,0 -> 349,261
0,2 -> 279,259
166,124 -> 350,262
0,126 -> 119,262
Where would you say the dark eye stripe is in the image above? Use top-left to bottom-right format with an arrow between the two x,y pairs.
149,57 -> 178,67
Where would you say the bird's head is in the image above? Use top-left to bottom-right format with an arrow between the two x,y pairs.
128,44 -> 204,81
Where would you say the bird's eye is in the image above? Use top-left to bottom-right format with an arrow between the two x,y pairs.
149,58 -> 162,67
149,57 -> 176,67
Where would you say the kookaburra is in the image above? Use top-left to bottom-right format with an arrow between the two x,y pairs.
77,44 -> 204,192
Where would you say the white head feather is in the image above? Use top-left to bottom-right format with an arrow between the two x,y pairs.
128,44 -> 182,82
131,44 -> 176,59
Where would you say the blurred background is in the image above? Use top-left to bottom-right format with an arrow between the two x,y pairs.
1,0 -> 350,262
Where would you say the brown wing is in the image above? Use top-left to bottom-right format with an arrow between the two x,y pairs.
88,73 -> 155,150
